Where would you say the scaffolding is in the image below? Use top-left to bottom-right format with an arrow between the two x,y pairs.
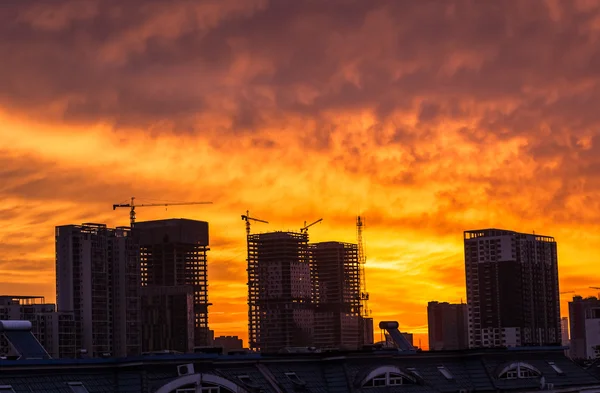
247,231 -> 313,352
310,242 -> 362,349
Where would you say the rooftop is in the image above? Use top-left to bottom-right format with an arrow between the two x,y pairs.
0,347 -> 598,393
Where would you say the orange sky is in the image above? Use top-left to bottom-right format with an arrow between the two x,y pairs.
2,0 -> 600,350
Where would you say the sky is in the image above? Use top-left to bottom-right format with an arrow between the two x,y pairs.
2,0 -> 600,349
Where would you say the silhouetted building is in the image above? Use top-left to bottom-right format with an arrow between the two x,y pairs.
140,285 -> 195,353
427,301 -> 468,351
56,223 -> 141,357
135,219 -> 211,347
569,296 -> 600,360
247,231 -> 314,352
561,317 -> 569,346
0,296 -> 76,358
310,241 -> 366,350
464,229 -> 560,348
214,335 -> 243,353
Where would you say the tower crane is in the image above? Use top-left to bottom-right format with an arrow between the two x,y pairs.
113,197 -> 213,227
300,218 -> 322,234
241,211 -> 268,236
357,216 -> 370,317
560,291 -> 575,295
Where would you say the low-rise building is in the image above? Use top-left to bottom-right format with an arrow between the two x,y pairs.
214,335 -> 244,353
0,296 -> 75,358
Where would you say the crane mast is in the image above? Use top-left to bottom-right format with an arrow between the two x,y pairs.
241,210 -> 268,236
357,216 -> 370,317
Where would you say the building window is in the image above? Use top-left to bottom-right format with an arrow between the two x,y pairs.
498,362 -> 542,380
285,372 -> 306,386
361,367 -> 417,388
547,361 -> 565,375
67,382 -> 90,393
437,366 -> 454,380
236,375 -> 259,389
406,367 -> 423,379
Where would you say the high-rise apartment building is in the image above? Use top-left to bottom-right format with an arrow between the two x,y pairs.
427,301 -> 469,351
56,223 -> 141,357
135,219 -> 211,347
464,229 -> 560,348
569,296 -> 600,360
310,241 -> 365,350
247,231 -> 314,352
0,296 -> 76,358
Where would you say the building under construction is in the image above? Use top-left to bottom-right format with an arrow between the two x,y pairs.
135,219 -> 211,348
311,241 -> 373,349
247,231 -> 314,352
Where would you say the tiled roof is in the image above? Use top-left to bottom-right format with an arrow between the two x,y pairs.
0,347 -> 598,392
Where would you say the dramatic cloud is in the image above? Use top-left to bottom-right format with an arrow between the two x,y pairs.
2,0 -> 600,347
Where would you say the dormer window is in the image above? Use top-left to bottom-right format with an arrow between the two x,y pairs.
360,366 -> 417,388
498,362 -> 542,380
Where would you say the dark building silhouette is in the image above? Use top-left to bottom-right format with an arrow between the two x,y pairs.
427,301 -> 468,350
247,231 -> 313,352
310,241 -> 366,350
214,335 -> 244,353
56,223 -> 141,357
0,296 -> 76,358
140,285 -> 194,353
135,219 -> 211,347
464,229 -> 560,348
569,296 -> 600,360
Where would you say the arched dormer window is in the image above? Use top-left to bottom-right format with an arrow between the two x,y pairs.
360,366 -> 418,388
498,362 -> 542,380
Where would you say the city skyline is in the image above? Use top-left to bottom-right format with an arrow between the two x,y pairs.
3,1 -> 600,350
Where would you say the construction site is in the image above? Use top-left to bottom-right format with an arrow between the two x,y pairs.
136,219 -> 212,348
245,214 -> 373,352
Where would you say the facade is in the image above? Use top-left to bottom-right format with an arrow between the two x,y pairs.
0,346 -> 599,392
140,286 -> 195,353
136,219 -> 211,347
55,223 -> 141,357
213,335 -> 244,353
0,296 -> 75,358
310,241 -> 365,350
464,229 -> 560,348
569,296 -> 600,360
427,301 -> 468,351
561,317 -> 570,346
247,231 -> 314,352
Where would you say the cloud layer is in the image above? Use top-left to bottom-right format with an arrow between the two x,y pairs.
2,0 -> 600,348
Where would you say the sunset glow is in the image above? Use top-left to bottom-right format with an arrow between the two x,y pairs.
2,0 -> 600,349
